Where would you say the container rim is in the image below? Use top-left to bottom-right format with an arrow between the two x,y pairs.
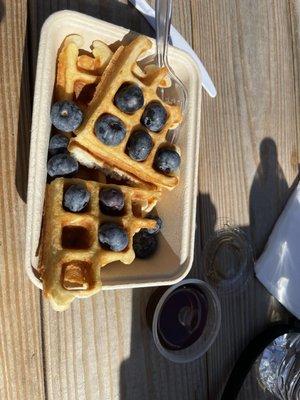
152,278 -> 221,363
25,9 -> 202,292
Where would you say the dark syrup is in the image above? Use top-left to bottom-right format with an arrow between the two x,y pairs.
157,285 -> 208,351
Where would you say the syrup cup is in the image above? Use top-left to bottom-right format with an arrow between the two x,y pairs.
146,278 -> 221,363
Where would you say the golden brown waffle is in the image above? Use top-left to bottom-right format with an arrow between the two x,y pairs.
68,35 -> 182,190
55,34 -> 171,103
40,177 -> 160,311
55,35 -> 113,101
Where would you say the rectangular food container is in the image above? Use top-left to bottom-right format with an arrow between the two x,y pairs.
25,10 -> 202,291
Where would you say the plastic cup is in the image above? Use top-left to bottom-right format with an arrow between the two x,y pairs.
202,222 -> 253,294
146,279 -> 221,363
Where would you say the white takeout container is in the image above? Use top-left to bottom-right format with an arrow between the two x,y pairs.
25,10 -> 202,291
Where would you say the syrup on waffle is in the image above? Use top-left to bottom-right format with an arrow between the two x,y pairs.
40,177 -> 160,311
68,35 -> 182,190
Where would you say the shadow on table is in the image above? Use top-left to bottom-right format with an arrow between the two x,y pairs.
0,1 -> 5,22
199,137 -> 294,262
248,138 -> 298,327
119,287 -> 153,400
203,138 -> 297,400
249,137 -> 293,259
120,138 -> 297,399
27,0 -> 155,78
15,30 -> 32,202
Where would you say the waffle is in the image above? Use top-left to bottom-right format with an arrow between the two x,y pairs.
40,177 -> 160,311
68,35 -> 182,190
55,35 -> 170,103
55,34 -> 112,101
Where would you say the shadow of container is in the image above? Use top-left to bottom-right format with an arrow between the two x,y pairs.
15,31 -> 32,203
0,1 -> 5,22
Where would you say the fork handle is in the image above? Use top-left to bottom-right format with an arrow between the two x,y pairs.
155,0 -> 172,67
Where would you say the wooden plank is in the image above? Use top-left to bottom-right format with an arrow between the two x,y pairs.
25,0 -> 299,399
42,288 -> 207,400
27,1 -> 208,399
290,0 -> 300,141
191,0 -> 297,399
0,1 -> 45,399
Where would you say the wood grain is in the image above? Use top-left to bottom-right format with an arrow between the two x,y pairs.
1,0 -> 299,399
192,0 -> 298,399
0,1 -> 45,399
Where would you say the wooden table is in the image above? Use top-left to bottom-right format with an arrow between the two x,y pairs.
1,1 -> 299,399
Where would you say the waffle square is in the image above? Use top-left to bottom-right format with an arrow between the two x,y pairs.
55,34 -> 112,101
55,34 -> 170,103
68,35 -> 183,190
40,177 -> 160,310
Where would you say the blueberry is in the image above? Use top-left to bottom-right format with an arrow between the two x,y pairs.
63,184 -> 90,212
50,101 -> 83,132
114,83 -> 144,114
47,153 -> 78,177
153,148 -> 181,174
146,215 -> 163,235
126,130 -> 153,161
141,101 -> 168,132
99,223 -> 128,252
99,187 -> 125,215
95,114 -> 126,146
133,230 -> 158,259
48,134 -> 69,155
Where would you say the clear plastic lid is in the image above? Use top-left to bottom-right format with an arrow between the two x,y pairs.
202,220 -> 253,295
